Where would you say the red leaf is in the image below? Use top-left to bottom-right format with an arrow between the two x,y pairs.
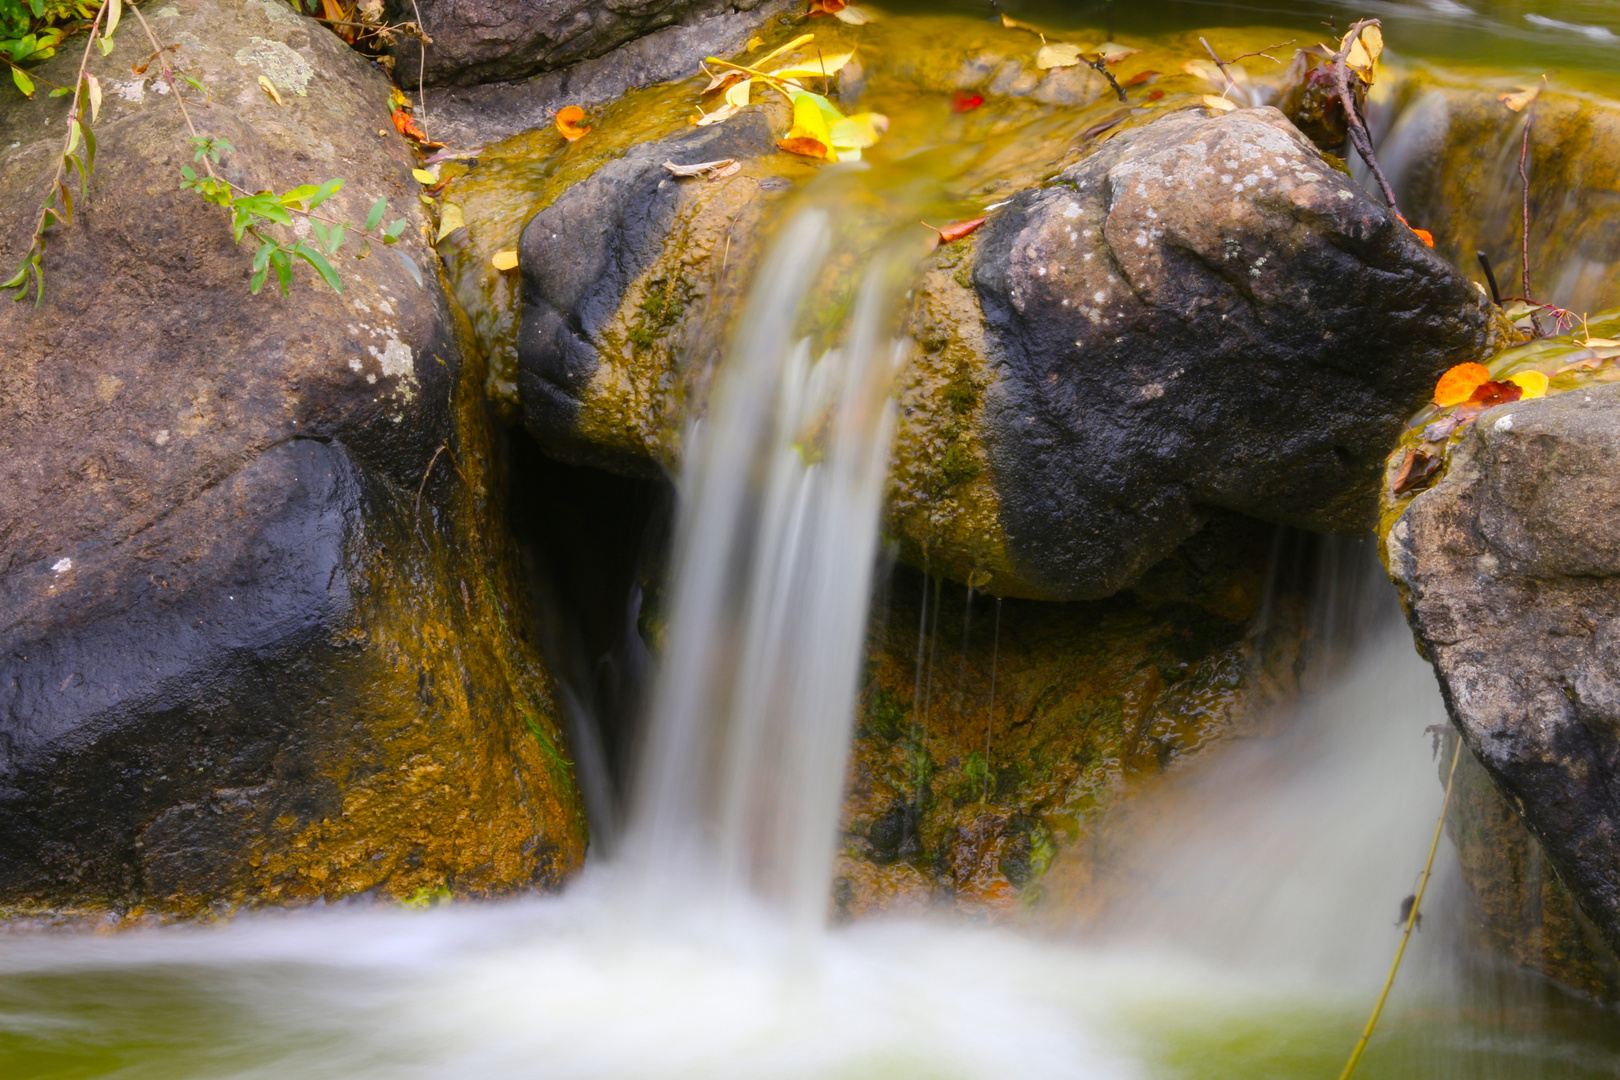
951,92 -> 984,113
1466,380 -> 1523,408
922,217 -> 987,246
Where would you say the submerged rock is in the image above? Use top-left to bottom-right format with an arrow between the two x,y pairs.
0,0 -> 584,915
386,0 -> 783,89
1386,384 -> 1620,965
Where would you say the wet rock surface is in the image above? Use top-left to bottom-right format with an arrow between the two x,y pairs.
969,106 -> 1501,600
0,0 -> 584,914
387,0 -> 781,89
1387,384 -> 1620,961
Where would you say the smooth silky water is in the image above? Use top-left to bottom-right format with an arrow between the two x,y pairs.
9,2 -> 1620,1076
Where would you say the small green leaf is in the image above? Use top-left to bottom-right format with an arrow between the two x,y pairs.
250,264 -> 269,293
325,223 -> 345,255
96,35 -> 112,56
293,239 -> 343,293
306,178 -> 343,210
277,184 -> 320,208
10,66 -> 34,98
308,219 -> 329,250
65,118 -> 79,155
80,124 -> 94,177
180,164 -> 197,182
252,239 -> 275,272
1,263 -> 27,290
48,86 -> 71,97
382,218 -> 407,243
365,196 -> 386,232
270,248 -> 292,294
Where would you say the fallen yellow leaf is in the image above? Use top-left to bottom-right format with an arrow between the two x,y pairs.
1506,369 -> 1549,398
259,75 -> 284,106
777,92 -> 836,162
772,50 -> 855,81
1343,24 -> 1382,81
435,202 -> 465,241
1201,94 -> 1238,112
412,168 -> 437,184
492,249 -> 519,271
725,78 -> 753,108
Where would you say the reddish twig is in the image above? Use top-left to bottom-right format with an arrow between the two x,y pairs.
1330,19 -> 1399,211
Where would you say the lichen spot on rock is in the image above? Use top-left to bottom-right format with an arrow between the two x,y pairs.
235,37 -> 314,96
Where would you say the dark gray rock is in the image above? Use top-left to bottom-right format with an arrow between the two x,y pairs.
425,0 -> 792,146
388,0 -> 781,89
972,106 -> 1503,599
1387,384 -> 1620,960
0,0 -> 584,914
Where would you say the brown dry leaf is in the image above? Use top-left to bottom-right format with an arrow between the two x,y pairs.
1201,94 -> 1238,112
1095,42 -> 1141,63
1420,415 -> 1459,443
1391,449 -> 1440,495
492,250 -> 519,271
1466,380 -> 1524,408
555,105 -> 591,141
701,68 -> 746,95
1433,361 -> 1490,406
1124,69 -> 1159,86
663,158 -> 740,179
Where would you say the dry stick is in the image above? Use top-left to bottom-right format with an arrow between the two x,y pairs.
1337,736 -> 1463,1080
1088,54 -> 1127,103
408,0 -> 428,141
1330,18 -> 1400,212
1198,36 -> 1296,100
1518,100 -> 1545,337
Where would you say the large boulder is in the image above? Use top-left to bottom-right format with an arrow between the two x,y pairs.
0,0 -> 585,915
1386,384 -> 1620,960
956,106 -> 1500,599
386,0 -> 781,89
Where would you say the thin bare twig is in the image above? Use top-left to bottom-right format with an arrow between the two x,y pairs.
1330,18 -> 1399,211
1088,54 -> 1127,102
1199,36 -> 1296,100
1518,96 -> 1545,337
408,0 -> 428,143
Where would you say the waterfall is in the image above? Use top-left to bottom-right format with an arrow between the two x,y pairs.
620,208 -> 907,930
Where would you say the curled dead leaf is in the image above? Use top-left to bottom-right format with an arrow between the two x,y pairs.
392,108 -> 428,142
1420,415 -> 1459,442
922,217 -> 986,246
663,158 -> 741,179
259,75 -> 284,106
999,13 -> 1046,37
693,103 -> 741,127
1499,84 -> 1543,112
1433,361 -> 1490,406
1094,42 -> 1140,63
555,105 -> 591,141
1391,448 -> 1440,495
492,249 -> 519,271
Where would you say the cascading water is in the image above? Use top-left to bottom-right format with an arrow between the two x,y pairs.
621,208 -> 905,930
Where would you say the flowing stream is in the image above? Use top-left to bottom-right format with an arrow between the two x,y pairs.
8,1 -> 1620,1076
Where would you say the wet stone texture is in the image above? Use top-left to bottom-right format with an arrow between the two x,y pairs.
0,0 -> 585,917
1387,383 -> 1620,971
834,552 -> 1311,919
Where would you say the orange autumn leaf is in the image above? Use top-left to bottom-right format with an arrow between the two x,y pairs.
1396,212 -> 1436,248
555,105 -> 591,141
922,217 -> 987,247
778,133 -> 833,159
392,108 -> 427,142
806,0 -> 844,13
1433,362 -> 1490,407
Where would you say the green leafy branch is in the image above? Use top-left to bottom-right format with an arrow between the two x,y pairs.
125,2 -> 411,296
179,136 -> 408,294
1,0 -> 116,302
